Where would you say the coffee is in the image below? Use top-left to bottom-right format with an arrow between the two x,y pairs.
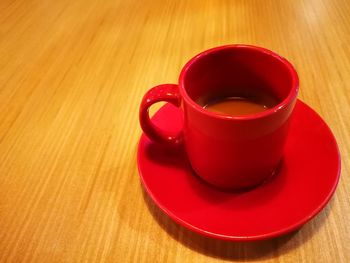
203,95 -> 277,116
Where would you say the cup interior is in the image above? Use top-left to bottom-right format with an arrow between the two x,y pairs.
181,46 -> 297,111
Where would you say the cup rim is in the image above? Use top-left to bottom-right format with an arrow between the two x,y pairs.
178,44 -> 299,121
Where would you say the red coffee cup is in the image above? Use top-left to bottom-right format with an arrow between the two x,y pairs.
140,45 -> 299,189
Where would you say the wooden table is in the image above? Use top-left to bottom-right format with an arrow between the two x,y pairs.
1,0 -> 349,262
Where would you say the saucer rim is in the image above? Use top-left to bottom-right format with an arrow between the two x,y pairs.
137,99 -> 341,241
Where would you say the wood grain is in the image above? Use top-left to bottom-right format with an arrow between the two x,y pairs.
0,0 -> 349,262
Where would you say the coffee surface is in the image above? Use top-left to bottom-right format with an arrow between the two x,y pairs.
203,96 -> 274,116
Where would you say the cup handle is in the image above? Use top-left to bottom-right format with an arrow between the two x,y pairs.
139,84 -> 183,146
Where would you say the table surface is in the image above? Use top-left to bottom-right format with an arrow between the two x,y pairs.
1,0 -> 349,262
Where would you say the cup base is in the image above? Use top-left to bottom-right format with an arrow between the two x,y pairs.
190,161 -> 282,192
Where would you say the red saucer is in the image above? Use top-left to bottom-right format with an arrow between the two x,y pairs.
137,100 -> 341,241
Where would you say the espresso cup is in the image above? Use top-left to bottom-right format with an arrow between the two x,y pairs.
139,45 -> 299,189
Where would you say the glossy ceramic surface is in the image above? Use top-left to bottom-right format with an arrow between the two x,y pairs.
139,45 -> 299,189
137,100 -> 341,241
